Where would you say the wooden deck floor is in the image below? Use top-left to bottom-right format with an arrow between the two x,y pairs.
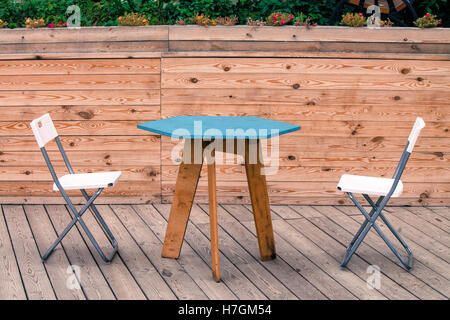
0,203 -> 448,300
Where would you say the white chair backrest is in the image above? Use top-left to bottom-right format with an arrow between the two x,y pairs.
30,114 -> 58,148
406,117 -> 425,153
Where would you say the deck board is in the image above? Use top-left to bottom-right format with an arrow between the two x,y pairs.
2,205 -> 55,300
1,204 -> 448,300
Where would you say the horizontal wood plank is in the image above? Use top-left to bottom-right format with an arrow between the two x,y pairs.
161,88 -> 450,106
0,59 -> 160,75
161,104 -> 450,122
0,166 -> 160,182
0,74 -> 160,91
0,135 -> 160,151
1,26 -> 168,43
162,73 -> 449,91
162,58 -> 450,75
0,90 -> 160,106
0,181 -> 160,197
162,181 -> 450,198
0,121 -> 158,136
0,105 -> 160,121
168,26 -> 450,43
162,165 -> 450,183
0,150 -> 160,166
169,41 -> 450,55
0,41 -> 168,54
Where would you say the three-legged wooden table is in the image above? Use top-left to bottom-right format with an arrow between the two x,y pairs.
138,116 -> 300,281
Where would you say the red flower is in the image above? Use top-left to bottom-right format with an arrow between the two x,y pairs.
281,19 -> 286,24
313,23 -> 316,27
48,24 -> 54,28
359,13 -> 363,17
426,13 -> 431,16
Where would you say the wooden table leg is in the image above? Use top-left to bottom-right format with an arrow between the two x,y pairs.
162,140 -> 204,259
207,148 -> 220,282
244,139 -> 276,261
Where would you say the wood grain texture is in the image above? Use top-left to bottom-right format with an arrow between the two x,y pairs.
0,59 -> 160,76
168,26 -> 450,44
0,26 -> 169,44
244,140 -> 276,261
0,90 -> 160,106
207,149 -> 220,281
0,206 -> 27,299
162,140 -> 205,259
0,28 -> 449,205
169,41 -> 450,55
161,88 -> 450,106
45,204 -> 116,300
2,204 -> 448,300
23,205 -> 85,300
162,104 -> 450,122
3,205 -> 56,300
0,74 -> 160,91
0,106 -> 160,121
0,41 -> 168,54
162,72 -> 450,91
162,58 -> 450,75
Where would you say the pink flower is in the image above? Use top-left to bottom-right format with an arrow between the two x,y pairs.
59,21 -> 63,25
64,22 -> 68,26
313,23 -> 317,26
281,19 -> 286,24
48,24 -> 54,28
289,16 -> 293,20
277,12 -> 282,16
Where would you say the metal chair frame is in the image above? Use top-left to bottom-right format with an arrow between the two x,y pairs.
340,144 -> 413,270
31,116 -> 118,263
339,117 -> 425,271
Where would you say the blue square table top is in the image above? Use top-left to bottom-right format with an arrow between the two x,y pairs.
137,116 -> 300,139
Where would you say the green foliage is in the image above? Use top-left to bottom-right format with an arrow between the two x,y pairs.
0,0 -> 447,28
414,12 -> 442,28
414,0 -> 448,27
340,12 -> 366,27
266,11 -> 294,26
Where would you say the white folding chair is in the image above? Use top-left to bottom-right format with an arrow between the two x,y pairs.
337,117 -> 426,270
30,114 -> 121,263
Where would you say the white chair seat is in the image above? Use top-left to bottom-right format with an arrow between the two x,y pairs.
337,174 -> 403,197
53,171 -> 122,191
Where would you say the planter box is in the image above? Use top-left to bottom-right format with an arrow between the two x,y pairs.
0,26 -> 449,205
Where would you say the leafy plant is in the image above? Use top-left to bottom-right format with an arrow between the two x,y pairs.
246,17 -> 266,26
190,13 -> 216,26
117,12 -> 149,26
381,18 -> 394,27
294,12 -> 316,27
340,12 -> 366,27
0,0 -> 448,28
414,12 -> 442,28
267,12 -> 294,26
214,15 -> 238,26
25,17 -> 46,28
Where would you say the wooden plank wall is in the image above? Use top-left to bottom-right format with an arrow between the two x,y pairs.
0,26 -> 449,205
0,26 -> 167,203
